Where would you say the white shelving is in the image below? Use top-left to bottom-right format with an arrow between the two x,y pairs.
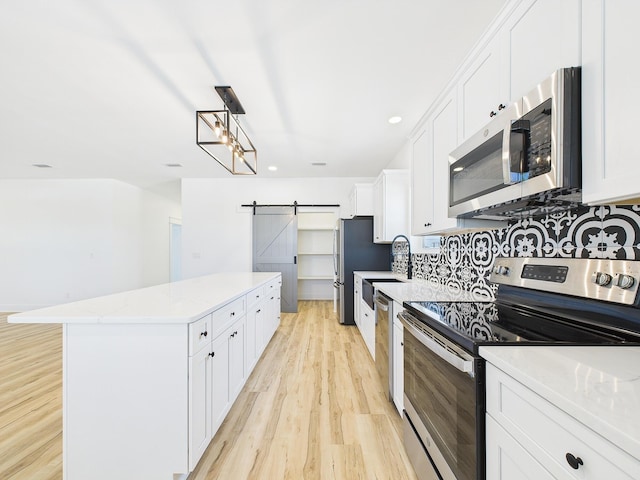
297,210 -> 337,300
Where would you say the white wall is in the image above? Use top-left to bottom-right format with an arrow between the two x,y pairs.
0,179 -> 181,311
181,177 -> 374,279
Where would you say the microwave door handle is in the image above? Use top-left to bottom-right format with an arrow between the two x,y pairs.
399,312 -> 474,374
502,125 -> 518,185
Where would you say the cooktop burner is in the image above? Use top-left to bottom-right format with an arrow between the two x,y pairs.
402,257 -> 640,354
404,299 -> 640,354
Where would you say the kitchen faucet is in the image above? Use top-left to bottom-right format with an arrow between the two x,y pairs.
391,234 -> 412,280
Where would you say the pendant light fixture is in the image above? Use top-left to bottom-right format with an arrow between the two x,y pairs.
196,86 -> 257,175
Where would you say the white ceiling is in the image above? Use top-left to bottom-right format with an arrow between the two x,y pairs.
0,0 -> 507,199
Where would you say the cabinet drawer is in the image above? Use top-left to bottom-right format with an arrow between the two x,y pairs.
246,286 -> 264,307
189,314 -> 212,355
212,297 -> 246,337
486,364 -> 640,479
266,278 -> 281,295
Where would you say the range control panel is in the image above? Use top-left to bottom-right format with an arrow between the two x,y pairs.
490,257 -> 640,305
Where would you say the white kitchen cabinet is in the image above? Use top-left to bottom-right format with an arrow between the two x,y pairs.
410,128 -> 433,235
210,327 -> 231,433
486,363 -> 640,479
245,301 -> 261,374
411,88 -> 504,235
505,0 -> 581,101
228,319 -> 245,403
188,330 -> 213,470
360,297 -> 375,359
265,278 -> 281,345
458,34 -> 507,142
582,0 -> 640,204
373,169 -> 410,244
392,303 -> 403,416
190,279 -> 281,472
457,0 -> 580,143
353,274 -> 362,329
486,415 -> 555,480
347,183 -> 374,218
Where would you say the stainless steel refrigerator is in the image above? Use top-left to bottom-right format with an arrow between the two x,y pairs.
333,216 -> 391,325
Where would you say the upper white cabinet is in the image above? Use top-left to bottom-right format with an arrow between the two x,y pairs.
505,0 -> 581,101
458,35 -> 507,142
412,88 -> 459,235
373,169 -> 410,243
458,0 -> 581,143
346,183 -> 374,218
582,0 -> 640,204
410,0 -> 581,235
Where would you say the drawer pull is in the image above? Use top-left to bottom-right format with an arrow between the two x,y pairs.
208,352 -> 215,358
565,453 -> 583,470
199,331 -> 208,338
257,309 -> 261,313
230,311 -> 235,317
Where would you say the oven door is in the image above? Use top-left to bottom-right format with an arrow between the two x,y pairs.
400,311 -> 484,480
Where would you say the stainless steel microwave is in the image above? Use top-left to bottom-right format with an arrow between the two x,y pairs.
449,67 -> 581,220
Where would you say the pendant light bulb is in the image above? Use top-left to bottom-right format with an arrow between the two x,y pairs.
214,120 -> 221,137
221,129 -> 228,144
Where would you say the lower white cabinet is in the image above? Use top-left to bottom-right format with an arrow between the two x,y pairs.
188,341 -> 213,469
486,363 -> 640,479
188,278 -> 281,472
359,298 -> 375,359
486,415 -> 555,480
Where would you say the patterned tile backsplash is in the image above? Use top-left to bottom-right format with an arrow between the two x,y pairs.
392,205 -> 640,298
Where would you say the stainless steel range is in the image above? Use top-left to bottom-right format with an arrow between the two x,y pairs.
400,257 -> 640,480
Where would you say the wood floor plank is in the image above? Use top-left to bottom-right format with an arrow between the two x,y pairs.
1,302 -> 417,480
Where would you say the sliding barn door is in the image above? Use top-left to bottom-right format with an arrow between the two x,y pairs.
252,207 -> 298,313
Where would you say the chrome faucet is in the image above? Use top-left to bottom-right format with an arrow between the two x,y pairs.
391,234 -> 412,280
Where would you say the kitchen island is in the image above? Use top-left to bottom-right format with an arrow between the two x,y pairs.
9,272 -> 281,480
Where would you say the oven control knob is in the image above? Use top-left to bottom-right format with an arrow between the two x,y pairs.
591,271 -> 612,286
494,265 -> 510,276
615,273 -> 635,289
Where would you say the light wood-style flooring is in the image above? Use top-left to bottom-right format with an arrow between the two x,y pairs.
1,302 -> 417,480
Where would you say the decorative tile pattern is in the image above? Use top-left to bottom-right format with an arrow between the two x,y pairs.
392,205 -> 640,298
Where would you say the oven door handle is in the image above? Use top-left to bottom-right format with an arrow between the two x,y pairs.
399,311 -> 474,375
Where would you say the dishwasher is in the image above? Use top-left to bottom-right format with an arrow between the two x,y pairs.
373,290 -> 392,401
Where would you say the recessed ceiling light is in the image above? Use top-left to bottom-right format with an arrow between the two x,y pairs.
388,116 -> 402,124
165,163 -> 183,167
268,165 -> 278,171
311,162 -> 327,166
32,164 -> 52,168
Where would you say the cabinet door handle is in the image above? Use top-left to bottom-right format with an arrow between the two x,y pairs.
565,453 -> 583,470
424,222 -> 432,227
200,331 -> 208,338
489,110 -> 497,117
498,103 -> 506,111
208,352 -> 215,357
230,311 -> 235,317
257,309 -> 261,313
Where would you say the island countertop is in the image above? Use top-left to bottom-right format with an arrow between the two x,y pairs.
8,271 -> 280,325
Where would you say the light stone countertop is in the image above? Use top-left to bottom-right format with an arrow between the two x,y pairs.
480,345 -> 640,462
353,271 -> 492,304
8,272 -> 280,325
